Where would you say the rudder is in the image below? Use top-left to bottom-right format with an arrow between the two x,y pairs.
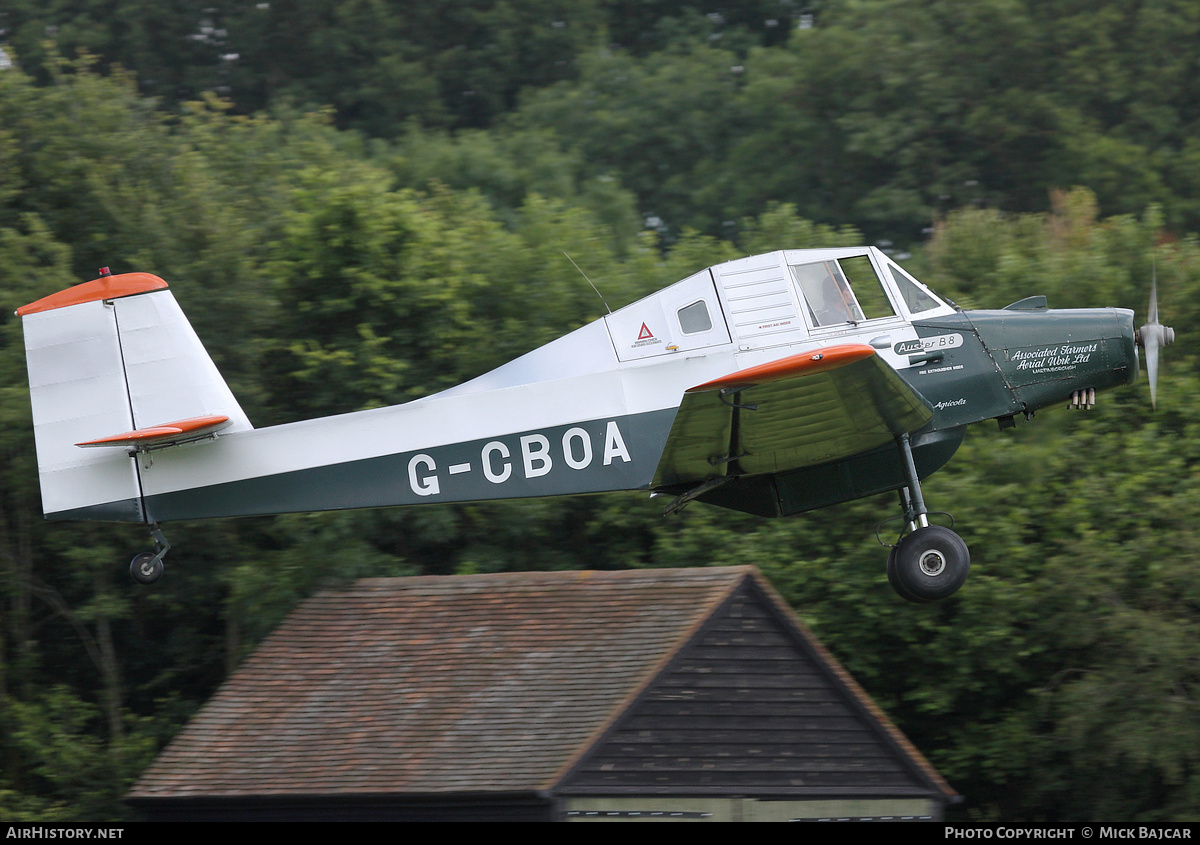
18,271 -> 251,522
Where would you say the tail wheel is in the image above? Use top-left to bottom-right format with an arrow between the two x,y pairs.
890,525 -> 970,602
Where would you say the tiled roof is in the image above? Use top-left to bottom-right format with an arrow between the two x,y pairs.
128,566 -> 952,804
129,567 -> 750,799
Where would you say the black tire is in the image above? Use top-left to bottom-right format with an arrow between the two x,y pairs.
130,552 -> 164,585
886,545 -> 929,603
891,525 -> 970,602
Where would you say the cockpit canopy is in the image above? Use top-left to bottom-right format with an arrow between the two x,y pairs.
606,247 -> 954,361
789,252 -> 947,328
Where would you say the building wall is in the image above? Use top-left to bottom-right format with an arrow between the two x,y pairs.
563,796 -> 942,822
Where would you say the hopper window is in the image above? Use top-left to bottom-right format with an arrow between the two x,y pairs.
678,300 -> 713,334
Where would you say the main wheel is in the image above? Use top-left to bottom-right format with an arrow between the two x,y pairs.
890,525 -> 969,602
886,546 -> 929,604
130,552 -> 164,585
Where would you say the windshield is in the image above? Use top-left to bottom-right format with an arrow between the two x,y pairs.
886,261 -> 946,315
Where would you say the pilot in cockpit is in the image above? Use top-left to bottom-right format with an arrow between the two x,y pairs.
792,261 -> 864,327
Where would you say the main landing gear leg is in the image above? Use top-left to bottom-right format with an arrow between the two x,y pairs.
886,434 -> 970,602
129,523 -> 170,586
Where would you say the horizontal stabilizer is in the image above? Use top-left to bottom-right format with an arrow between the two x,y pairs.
76,415 -> 232,449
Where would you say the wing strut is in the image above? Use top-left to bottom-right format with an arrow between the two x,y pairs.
661,476 -> 732,516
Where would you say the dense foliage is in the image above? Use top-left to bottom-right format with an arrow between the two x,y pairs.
6,0 -> 1200,243
1,0 -> 1198,822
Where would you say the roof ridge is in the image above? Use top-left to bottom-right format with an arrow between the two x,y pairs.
341,565 -> 755,592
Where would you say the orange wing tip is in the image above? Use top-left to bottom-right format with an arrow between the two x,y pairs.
688,343 -> 876,393
17,272 -> 169,317
76,414 -> 231,448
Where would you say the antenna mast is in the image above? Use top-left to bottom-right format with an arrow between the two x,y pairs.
563,251 -> 611,315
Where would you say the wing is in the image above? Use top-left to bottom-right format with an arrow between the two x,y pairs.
653,344 -> 933,488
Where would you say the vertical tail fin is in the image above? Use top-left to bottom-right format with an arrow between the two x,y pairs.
18,272 -> 251,522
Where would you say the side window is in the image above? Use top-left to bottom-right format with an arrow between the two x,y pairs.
790,257 -> 896,328
677,300 -> 713,334
839,256 -> 896,320
791,261 -> 860,326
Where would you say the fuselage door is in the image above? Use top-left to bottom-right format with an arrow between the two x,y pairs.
606,269 -> 731,362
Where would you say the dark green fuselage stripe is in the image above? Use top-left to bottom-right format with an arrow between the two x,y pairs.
46,497 -> 146,524
140,409 -> 679,522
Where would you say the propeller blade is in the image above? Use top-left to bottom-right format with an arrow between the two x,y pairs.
1137,261 -> 1174,410
1145,331 -> 1160,409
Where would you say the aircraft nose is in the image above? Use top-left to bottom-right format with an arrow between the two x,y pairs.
1137,321 -> 1174,409
1137,323 -> 1176,349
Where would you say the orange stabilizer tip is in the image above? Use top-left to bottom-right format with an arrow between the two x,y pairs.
17,272 -> 169,317
76,415 -> 230,448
